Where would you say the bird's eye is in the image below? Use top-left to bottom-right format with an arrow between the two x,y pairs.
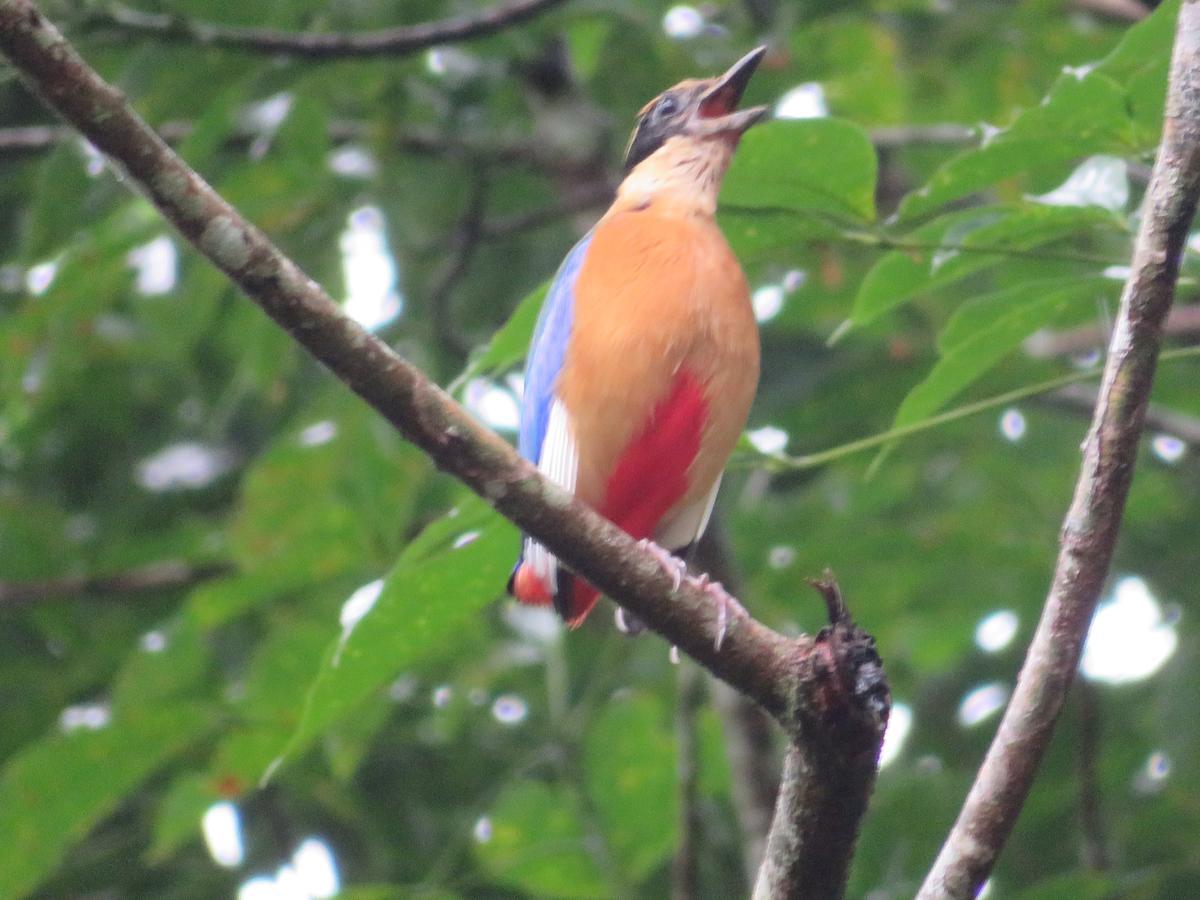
655,94 -> 680,120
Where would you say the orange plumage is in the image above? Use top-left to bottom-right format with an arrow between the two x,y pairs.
510,48 -> 767,627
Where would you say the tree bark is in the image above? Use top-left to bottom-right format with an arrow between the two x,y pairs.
918,4 -> 1200,896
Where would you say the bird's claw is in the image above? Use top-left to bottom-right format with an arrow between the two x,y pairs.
689,572 -> 747,652
637,538 -> 686,592
633,540 -> 746,651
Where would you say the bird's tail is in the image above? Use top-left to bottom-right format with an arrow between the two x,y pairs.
508,555 -> 599,628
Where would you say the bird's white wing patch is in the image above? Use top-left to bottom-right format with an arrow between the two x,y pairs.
654,474 -> 723,551
525,399 -> 578,585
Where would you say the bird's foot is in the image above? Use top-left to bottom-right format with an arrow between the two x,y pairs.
636,538 -> 687,591
688,572 -> 747,652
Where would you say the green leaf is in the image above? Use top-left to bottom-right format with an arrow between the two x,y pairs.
229,400 -> 423,579
203,603 -> 377,790
449,283 -> 547,395
476,780 -> 609,898
187,569 -> 316,630
896,74 -> 1134,221
1011,871 -> 1117,900
697,707 -> 733,798
110,615 -> 209,708
272,496 -> 515,774
722,118 -> 878,223
850,204 -> 1124,328
23,143 -> 93,262
147,773 -> 219,864
0,704 -> 215,900
583,693 -> 678,880
565,19 -> 613,81
719,207 -> 839,266
1093,0 -> 1179,84
893,0 -> 1179,224
1090,0 -> 1178,144
891,276 -> 1114,428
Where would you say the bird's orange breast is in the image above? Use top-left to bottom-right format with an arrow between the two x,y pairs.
556,200 -> 760,528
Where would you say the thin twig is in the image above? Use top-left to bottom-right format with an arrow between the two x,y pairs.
835,229 -> 1120,267
79,0 -> 568,60
388,123 -> 607,179
1073,0 -> 1150,22
1025,302 -> 1200,358
0,560 -> 230,606
0,122 -> 72,152
750,344 -> 1200,473
869,124 -> 978,148
917,5 -> 1200,896
1043,381 -> 1200,446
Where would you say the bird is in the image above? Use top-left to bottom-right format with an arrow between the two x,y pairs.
508,46 -> 768,637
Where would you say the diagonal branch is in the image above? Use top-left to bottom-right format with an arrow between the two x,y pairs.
918,4 -> 1200,897
78,0 -> 568,60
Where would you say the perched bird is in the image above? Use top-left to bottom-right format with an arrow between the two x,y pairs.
508,47 -> 768,634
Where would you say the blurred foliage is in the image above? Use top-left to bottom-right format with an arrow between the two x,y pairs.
0,0 -> 1198,897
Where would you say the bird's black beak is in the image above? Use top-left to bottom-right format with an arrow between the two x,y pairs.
697,45 -> 770,132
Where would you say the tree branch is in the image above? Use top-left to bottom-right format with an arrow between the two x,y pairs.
918,4 -> 1200,896
1073,0 -> 1150,22
753,574 -> 889,900
1025,302 -> 1200,358
78,0 -> 568,60
868,123 -> 977,148
0,560 -> 229,606
1042,381 -> 1200,447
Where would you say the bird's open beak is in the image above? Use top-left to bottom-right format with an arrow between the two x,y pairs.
696,46 -> 770,134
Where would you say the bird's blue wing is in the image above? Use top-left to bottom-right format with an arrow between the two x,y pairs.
518,231 -> 593,464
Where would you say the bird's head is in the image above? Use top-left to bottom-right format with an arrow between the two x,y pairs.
623,46 -> 769,173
